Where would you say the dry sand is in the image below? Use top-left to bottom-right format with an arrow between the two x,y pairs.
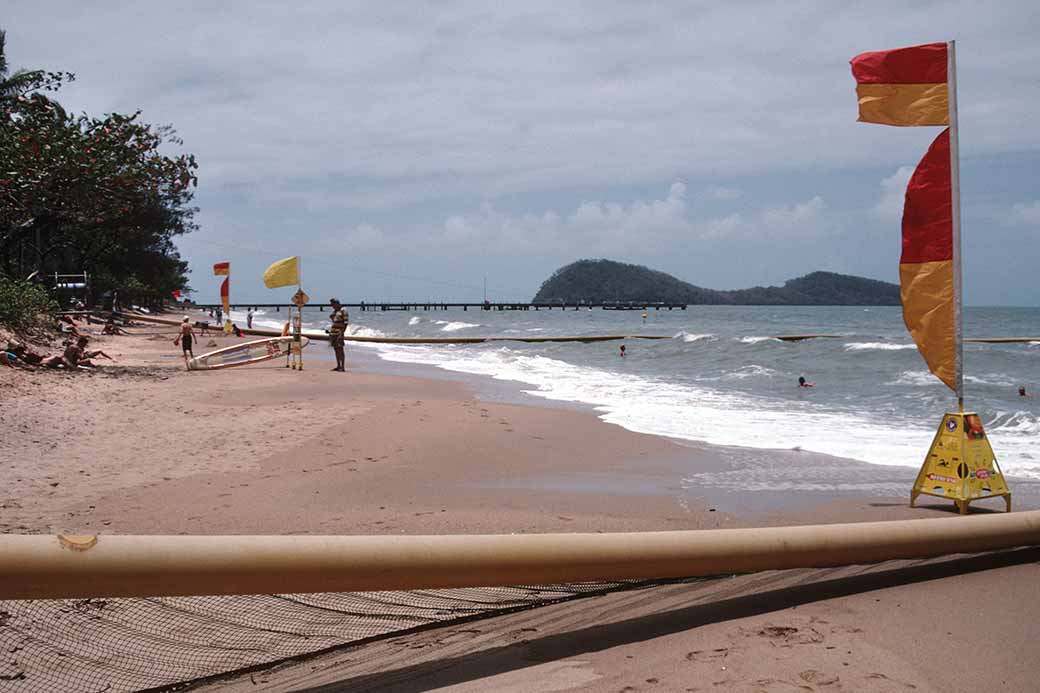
2,318 -> 1039,691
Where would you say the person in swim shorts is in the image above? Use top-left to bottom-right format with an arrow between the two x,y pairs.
42,336 -> 112,369
176,316 -> 198,368
328,298 -> 348,371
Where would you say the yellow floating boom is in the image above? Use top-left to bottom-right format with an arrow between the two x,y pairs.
770,334 -> 845,341
3,511 -> 1039,600
112,313 -> 1040,345
117,312 -> 668,344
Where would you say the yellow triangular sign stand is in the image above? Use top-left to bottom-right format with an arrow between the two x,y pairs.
911,412 -> 1011,514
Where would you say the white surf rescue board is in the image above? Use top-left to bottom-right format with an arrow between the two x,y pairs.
187,336 -> 309,371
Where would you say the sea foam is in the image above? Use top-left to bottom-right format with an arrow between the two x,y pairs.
844,342 -> 917,351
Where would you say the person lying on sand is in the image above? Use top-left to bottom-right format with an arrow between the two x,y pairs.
42,336 -> 113,369
101,317 -> 128,335
57,315 -> 83,337
5,342 -> 45,367
1,349 -> 34,369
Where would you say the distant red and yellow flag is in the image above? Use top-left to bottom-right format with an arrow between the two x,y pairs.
851,42 -> 948,126
900,128 -> 955,390
213,261 -> 230,276
220,277 -> 230,317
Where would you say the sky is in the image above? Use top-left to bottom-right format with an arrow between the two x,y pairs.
6,1 -> 1039,305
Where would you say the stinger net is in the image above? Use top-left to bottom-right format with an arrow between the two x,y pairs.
0,580 -> 667,691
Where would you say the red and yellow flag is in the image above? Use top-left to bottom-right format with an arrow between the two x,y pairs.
851,41 -> 957,392
851,42 -> 948,126
900,128 -> 955,390
220,277 -> 230,316
213,261 -> 230,276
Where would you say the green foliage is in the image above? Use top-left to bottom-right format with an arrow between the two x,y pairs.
0,29 -> 196,303
532,260 -> 901,305
0,275 -> 57,332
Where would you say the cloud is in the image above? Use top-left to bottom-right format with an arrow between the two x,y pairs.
349,184 -> 830,257
874,166 -> 913,220
8,1 -> 1040,207
700,186 -> 743,201
761,195 -> 826,229
5,2 -> 1040,305
1007,201 -> 1040,227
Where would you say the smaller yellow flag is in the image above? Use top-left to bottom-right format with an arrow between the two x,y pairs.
263,256 -> 299,288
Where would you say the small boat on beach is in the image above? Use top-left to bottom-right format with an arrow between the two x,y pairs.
187,336 -> 309,371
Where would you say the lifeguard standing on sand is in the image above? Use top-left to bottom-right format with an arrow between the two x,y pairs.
329,298 -> 348,372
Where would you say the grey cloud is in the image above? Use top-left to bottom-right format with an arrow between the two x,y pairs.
5,1 -> 1039,304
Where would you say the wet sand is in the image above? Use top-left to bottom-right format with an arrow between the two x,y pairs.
3,319 -> 1039,691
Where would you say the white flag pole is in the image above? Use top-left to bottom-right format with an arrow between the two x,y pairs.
296,256 -> 303,371
947,40 -> 964,411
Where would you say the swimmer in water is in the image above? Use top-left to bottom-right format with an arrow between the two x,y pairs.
798,376 -> 814,388
619,344 -> 626,358
1020,385 -> 1032,398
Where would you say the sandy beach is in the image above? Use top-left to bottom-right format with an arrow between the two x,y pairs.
3,317 -> 1039,691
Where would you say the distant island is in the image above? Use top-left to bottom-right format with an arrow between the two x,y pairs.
532,259 -> 901,305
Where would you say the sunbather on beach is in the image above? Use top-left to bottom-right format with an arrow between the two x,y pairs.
101,318 -> 128,335
1,349 -> 32,369
57,315 -> 83,337
5,342 -> 45,366
42,337 -> 113,369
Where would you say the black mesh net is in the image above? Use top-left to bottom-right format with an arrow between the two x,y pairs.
0,580 -> 671,692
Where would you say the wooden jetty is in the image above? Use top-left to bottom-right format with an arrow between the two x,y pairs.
187,301 -> 688,313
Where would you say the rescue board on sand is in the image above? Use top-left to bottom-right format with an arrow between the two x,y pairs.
188,337 -> 309,371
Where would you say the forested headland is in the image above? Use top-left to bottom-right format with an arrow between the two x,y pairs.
533,259 -> 901,305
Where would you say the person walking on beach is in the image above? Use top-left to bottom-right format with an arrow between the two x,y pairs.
247,308 -> 254,329
329,298 -> 348,372
175,316 -> 198,368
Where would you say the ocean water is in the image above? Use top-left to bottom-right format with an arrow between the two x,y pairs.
229,305 -> 1040,481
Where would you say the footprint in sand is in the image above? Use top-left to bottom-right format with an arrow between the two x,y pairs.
799,670 -> 840,686
752,624 -> 824,646
865,672 -> 918,689
685,648 -> 729,662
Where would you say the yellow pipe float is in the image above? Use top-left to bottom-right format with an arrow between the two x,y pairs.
118,312 -> 667,344
3,511 -> 1040,600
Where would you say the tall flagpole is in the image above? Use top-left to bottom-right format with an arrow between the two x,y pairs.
296,257 -> 303,371
947,40 -> 964,411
